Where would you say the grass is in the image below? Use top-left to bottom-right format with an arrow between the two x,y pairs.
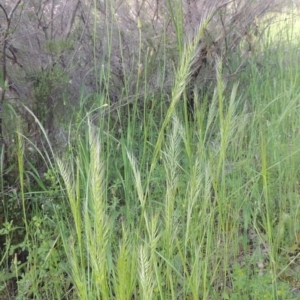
2,5 -> 300,300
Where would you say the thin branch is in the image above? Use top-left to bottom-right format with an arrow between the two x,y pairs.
64,0 -> 81,40
50,0 -> 55,40
8,0 -> 22,20
0,0 -> 22,147
0,5 -> 8,23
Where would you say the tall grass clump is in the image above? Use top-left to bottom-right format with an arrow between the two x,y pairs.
55,10 -> 214,297
57,122 -> 111,299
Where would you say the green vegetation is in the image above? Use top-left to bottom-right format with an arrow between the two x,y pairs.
2,4 -> 300,300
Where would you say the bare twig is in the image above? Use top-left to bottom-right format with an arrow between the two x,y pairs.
64,0 -> 81,39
